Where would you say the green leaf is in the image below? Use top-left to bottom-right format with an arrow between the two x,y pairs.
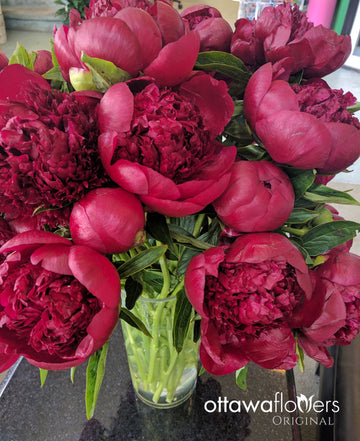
172,288 -> 193,353
286,208 -> 319,225
304,184 -> 360,205
120,308 -> 152,337
168,225 -> 213,251
85,342 -> 109,420
117,245 -> 167,278
81,52 -> 132,93
302,220 -> 360,256
146,213 -> 176,255
177,248 -> 202,276
8,43 -> 34,70
235,366 -> 248,390
198,365 -> 206,376
193,318 -> 201,343
70,366 -> 76,383
236,143 -> 268,161
141,270 -> 164,296
39,368 -> 48,387
125,277 -> 143,310
195,51 -> 251,91
284,168 -> 316,200
42,65 -> 66,81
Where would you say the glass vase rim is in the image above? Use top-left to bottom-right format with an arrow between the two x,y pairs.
138,295 -> 177,304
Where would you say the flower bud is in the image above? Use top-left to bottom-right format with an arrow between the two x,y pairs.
70,187 -> 145,254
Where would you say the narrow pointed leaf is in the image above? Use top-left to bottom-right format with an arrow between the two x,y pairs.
85,342 -> 109,419
235,366 -> 248,390
304,184 -> 360,205
39,368 -> 48,387
120,308 -> 152,337
8,43 -> 34,70
117,245 -> 168,278
172,288 -> 193,353
146,213 -> 176,255
125,277 -> 143,310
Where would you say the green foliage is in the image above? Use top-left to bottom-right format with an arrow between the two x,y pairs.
55,0 -> 90,24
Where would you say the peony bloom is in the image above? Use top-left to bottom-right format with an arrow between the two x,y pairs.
0,65 -> 109,228
85,0 -> 152,19
70,187 -> 145,254
0,231 -> 121,372
98,74 -> 236,217
54,3 -> 197,87
181,5 -> 233,52
185,233 -> 315,374
243,63 -> 360,171
231,3 -> 351,80
298,253 -> 360,367
213,161 -> 294,232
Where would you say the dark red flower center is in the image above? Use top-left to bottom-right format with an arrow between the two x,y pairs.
205,260 -> 305,343
0,262 -> 101,357
112,83 -> 216,184
292,81 -> 360,129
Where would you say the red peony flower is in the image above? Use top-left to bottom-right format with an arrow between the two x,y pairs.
181,5 -> 233,52
0,231 -> 121,372
85,0 -> 152,19
243,63 -> 360,171
54,3 -> 197,87
0,65 -> 109,228
98,74 -> 236,217
213,161 -> 294,232
70,187 -> 145,254
231,3 -> 351,80
185,233 -> 315,374
298,253 -> 360,368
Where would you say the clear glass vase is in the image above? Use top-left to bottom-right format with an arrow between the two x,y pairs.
121,295 -> 199,408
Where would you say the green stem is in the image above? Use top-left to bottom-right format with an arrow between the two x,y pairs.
147,244 -> 171,389
281,226 -> 309,237
193,214 -> 205,238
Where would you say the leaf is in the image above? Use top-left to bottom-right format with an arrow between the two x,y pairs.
235,366 -> 248,390
286,208 -> 319,225
302,220 -> 360,256
177,248 -> 203,276
117,245 -> 167,278
146,213 -> 176,255
193,318 -> 201,344
39,368 -> 48,387
172,288 -> 194,353
195,51 -> 251,89
236,143 -> 268,161
70,366 -> 76,383
8,43 -> 34,70
85,342 -> 109,419
141,270 -> 164,296
81,52 -> 131,93
168,225 -> 213,251
125,277 -> 143,310
120,308 -> 152,337
304,184 -> 360,205
198,365 -> 206,376
284,168 -> 316,200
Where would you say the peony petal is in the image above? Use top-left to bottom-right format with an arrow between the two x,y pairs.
0,231 -> 71,254
98,134 -> 149,194
0,65 -> 51,101
30,245 -> 73,275
69,245 -> 121,309
243,63 -> 273,128
0,351 -> 19,373
256,110 -> 332,169
99,82 -> 134,133
179,74 -> 234,138
114,8 -> 162,67
71,17 -> 143,76
140,195 -> 203,217
54,25 -> 82,82
144,31 -> 200,87
318,122 -> 360,174
150,0 -> 185,44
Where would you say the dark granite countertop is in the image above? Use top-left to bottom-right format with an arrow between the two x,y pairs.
0,325 -> 294,441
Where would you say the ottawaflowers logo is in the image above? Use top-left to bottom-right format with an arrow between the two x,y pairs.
204,392 -> 340,426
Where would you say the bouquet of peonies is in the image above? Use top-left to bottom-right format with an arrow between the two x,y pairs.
0,0 -> 360,414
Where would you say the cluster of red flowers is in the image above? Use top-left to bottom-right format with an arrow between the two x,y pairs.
0,0 -> 359,382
